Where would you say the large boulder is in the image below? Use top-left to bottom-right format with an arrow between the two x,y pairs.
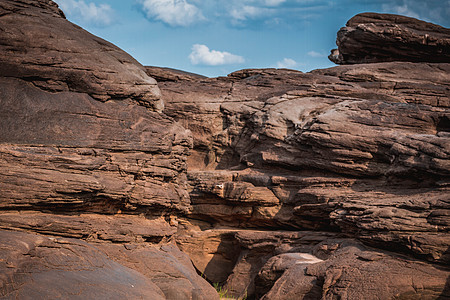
0,0 -> 162,110
329,13 -> 450,64
0,230 -> 166,299
261,239 -> 450,300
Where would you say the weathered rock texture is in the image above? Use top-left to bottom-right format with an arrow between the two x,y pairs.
0,0 -> 163,110
150,29 -> 450,297
0,230 -> 167,299
1,1 -> 449,299
0,1 -> 218,299
260,239 -> 449,300
329,12 -> 450,64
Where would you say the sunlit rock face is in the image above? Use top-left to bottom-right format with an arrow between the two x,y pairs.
150,14 -> 449,298
329,12 -> 450,64
0,1 -> 218,299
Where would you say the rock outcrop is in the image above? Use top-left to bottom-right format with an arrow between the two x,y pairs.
329,12 -> 450,64
153,16 -> 449,298
0,0 -> 163,110
0,1 -> 217,299
0,230 -> 167,299
1,1 -> 449,299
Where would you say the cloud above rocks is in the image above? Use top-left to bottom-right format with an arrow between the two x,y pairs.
54,0 -> 114,27
189,44 -> 245,66
135,0 -> 332,28
276,58 -> 298,68
380,0 -> 449,25
138,0 -> 205,27
307,51 -> 327,58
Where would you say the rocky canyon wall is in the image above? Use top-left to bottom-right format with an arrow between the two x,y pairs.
0,2 -> 449,299
148,13 -> 450,299
0,1 -> 217,299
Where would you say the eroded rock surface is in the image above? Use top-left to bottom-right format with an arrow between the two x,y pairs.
0,0 -> 162,110
1,2 -> 449,299
261,239 -> 449,300
0,1 -> 218,299
157,35 -> 449,298
329,13 -> 450,64
0,230 -> 166,299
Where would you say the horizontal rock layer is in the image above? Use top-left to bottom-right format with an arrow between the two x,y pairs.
0,230 -> 218,299
0,1 -> 220,299
1,3 -> 449,299
158,63 -> 450,298
329,12 -> 450,64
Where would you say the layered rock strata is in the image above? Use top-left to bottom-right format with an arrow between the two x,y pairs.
0,1 -> 217,299
0,0 -> 162,110
329,12 -> 450,64
1,1 -> 449,299
149,40 -> 450,298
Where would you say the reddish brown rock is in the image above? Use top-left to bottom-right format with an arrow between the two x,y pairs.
0,230 -> 166,299
1,4 -> 450,299
159,49 -> 449,297
159,63 -> 449,266
0,77 -> 191,217
0,0 -> 162,110
329,13 -> 450,64
96,242 -> 219,300
146,66 -> 208,82
0,1 -> 219,299
261,239 -> 450,299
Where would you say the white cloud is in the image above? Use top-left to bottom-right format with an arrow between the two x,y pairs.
139,0 -> 205,27
307,50 -> 326,58
230,5 -> 271,22
189,44 -> 245,66
263,0 -> 286,6
54,0 -> 113,27
381,3 -> 419,19
380,0 -> 449,25
276,58 -> 298,68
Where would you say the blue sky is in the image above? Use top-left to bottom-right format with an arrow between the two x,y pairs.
53,0 -> 450,77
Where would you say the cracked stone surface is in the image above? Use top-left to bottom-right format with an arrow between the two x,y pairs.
0,230 -> 166,299
152,19 -> 449,297
0,1 -> 218,299
1,2 -> 449,299
328,12 -> 450,64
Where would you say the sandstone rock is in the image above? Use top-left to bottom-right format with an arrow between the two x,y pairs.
261,239 -> 450,299
96,242 -> 219,300
255,253 -> 323,298
146,66 -> 208,82
2,4 -> 450,299
329,13 -> 450,64
0,77 -> 191,217
0,212 -> 176,243
159,62 -> 449,267
176,223 -> 342,299
0,0 -> 163,110
0,230 -> 166,299
0,1 -> 220,299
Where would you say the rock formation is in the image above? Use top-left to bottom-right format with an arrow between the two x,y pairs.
147,15 -> 450,298
0,1 -> 216,299
0,0 -> 162,110
151,60 -> 450,298
0,1 -> 449,299
329,12 -> 450,64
